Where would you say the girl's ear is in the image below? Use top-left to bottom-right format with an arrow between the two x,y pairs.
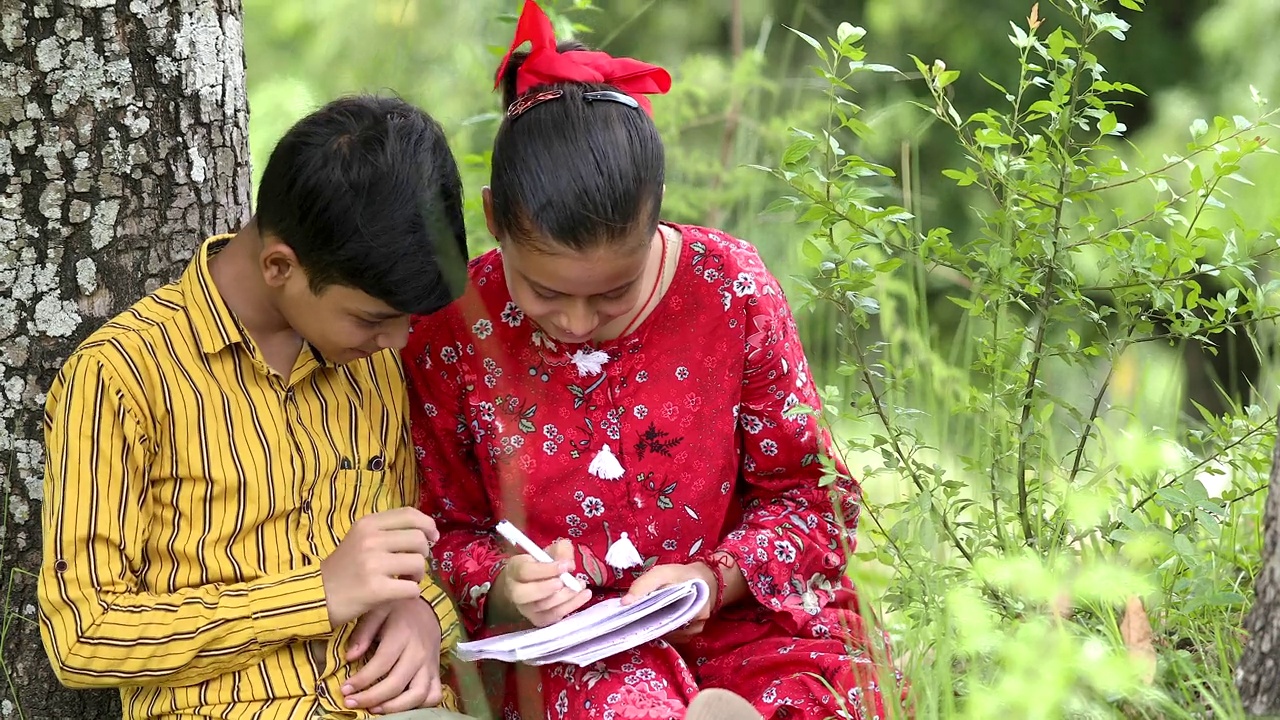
482,186 -> 500,240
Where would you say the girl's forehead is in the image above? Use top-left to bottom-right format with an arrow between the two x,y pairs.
505,239 -> 650,295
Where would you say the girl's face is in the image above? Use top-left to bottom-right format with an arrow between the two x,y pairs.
484,188 -> 657,345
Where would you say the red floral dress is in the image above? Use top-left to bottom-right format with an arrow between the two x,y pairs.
404,224 -> 900,720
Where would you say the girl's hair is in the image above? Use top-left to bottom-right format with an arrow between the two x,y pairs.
490,41 -> 666,252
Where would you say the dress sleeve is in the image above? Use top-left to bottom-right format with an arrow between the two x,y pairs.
714,262 -> 862,633
402,315 -> 507,638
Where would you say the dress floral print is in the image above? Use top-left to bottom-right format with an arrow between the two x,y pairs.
406,224 -> 902,719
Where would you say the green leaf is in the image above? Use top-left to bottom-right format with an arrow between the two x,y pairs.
1047,27 -> 1067,58
762,196 -> 799,215
797,204 -> 829,224
786,26 -> 827,60
1038,402 -> 1056,424
783,138 -> 820,166
978,74 -> 1009,96
1206,591 -> 1247,606
975,128 -> 1017,146
836,22 -> 865,45
801,239 -> 824,265
942,167 -> 978,186
936,70 -> 960,89
1119,0 -> 1144,9
1028,99 -> 1059,115
1091,12 -> 1131,40
1099,112 -> 1118,135
1173,532 -> 1197,557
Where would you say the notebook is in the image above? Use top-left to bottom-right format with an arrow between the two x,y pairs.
454,578 -> 709,667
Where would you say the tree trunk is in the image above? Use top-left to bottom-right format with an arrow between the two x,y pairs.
1237,413 -> 1280,716
0,0 -> 250,715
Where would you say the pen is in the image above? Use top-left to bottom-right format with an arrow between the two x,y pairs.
495,520 -> 586,593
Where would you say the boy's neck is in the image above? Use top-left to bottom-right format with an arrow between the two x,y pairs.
208,221 -> 304,377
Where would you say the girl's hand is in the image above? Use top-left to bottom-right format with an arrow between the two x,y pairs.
492,539 -> 592,627
622,562 -> 719,642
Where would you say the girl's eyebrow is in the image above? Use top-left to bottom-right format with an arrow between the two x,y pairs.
525,274 -> 638,297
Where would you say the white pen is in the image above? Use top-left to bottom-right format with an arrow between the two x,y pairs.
495,520 -> 586,593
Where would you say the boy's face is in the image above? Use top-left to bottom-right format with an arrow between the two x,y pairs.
261,240 -> 410,365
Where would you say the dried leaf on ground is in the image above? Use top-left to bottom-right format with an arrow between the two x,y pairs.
1120,596 -> 1157,685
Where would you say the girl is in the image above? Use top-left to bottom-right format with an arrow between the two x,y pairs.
405,2 -> 901,718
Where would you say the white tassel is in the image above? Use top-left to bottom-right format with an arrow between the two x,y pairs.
588,444 -> 624,480
570,348 -> 610,377
605,532 -> 643,569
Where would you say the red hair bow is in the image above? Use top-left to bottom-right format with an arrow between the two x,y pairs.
495,0 -> 672,115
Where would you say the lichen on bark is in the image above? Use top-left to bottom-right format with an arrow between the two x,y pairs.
0,0 -> 250,715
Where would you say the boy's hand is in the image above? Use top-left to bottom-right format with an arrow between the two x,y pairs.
321,508 -> 439,627
341,597 -> 444,713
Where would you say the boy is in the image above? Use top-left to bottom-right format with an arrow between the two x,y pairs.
38,95 -> 474,720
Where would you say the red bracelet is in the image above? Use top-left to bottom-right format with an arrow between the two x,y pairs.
695,552 -> 733,617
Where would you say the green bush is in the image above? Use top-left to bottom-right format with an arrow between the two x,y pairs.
753,1 -> 1278,716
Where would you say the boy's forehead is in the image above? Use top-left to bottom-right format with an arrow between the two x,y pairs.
321,284 -> 402,317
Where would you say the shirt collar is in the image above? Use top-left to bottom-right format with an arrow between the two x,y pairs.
180,235 -> 245,356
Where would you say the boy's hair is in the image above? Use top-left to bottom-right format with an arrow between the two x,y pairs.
255,95 -> 468,314
491,42 -> 666,251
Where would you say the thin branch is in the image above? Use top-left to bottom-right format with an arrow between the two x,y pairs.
1127,417 -> 1275,519
1082,249 -> 1280,294
1087,117 -> 1276,194
1065,337 -> 1128,486
852,335 -> 976,565
1013,37 -> 1088,546
1069,164 -> 1248,486
1129,312 -> 1280,345
1063,187 -> 1201,253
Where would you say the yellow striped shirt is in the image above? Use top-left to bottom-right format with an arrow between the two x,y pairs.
37,236 -> 461,720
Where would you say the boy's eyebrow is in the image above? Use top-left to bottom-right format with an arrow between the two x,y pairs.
357,309 -> 405,320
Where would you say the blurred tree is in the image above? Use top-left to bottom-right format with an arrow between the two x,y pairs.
0,0 -> 251,716
1237,412 -> 1280,715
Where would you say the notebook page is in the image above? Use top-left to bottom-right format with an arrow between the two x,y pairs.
458,584 -> 681,654
510,581 -> 700,661
455,579 -> 708,664
528,579 -> 709,667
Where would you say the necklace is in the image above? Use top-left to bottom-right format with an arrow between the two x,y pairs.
618,229 -> 670,338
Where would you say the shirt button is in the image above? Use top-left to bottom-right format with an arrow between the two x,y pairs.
301,500 -> 311,513
368,456 -> 385,471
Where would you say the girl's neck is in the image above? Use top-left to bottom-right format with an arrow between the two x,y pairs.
593,224 -> 681,343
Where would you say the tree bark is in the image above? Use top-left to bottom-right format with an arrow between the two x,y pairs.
0,0 -> 250,716
1237,412 -> 1280,717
